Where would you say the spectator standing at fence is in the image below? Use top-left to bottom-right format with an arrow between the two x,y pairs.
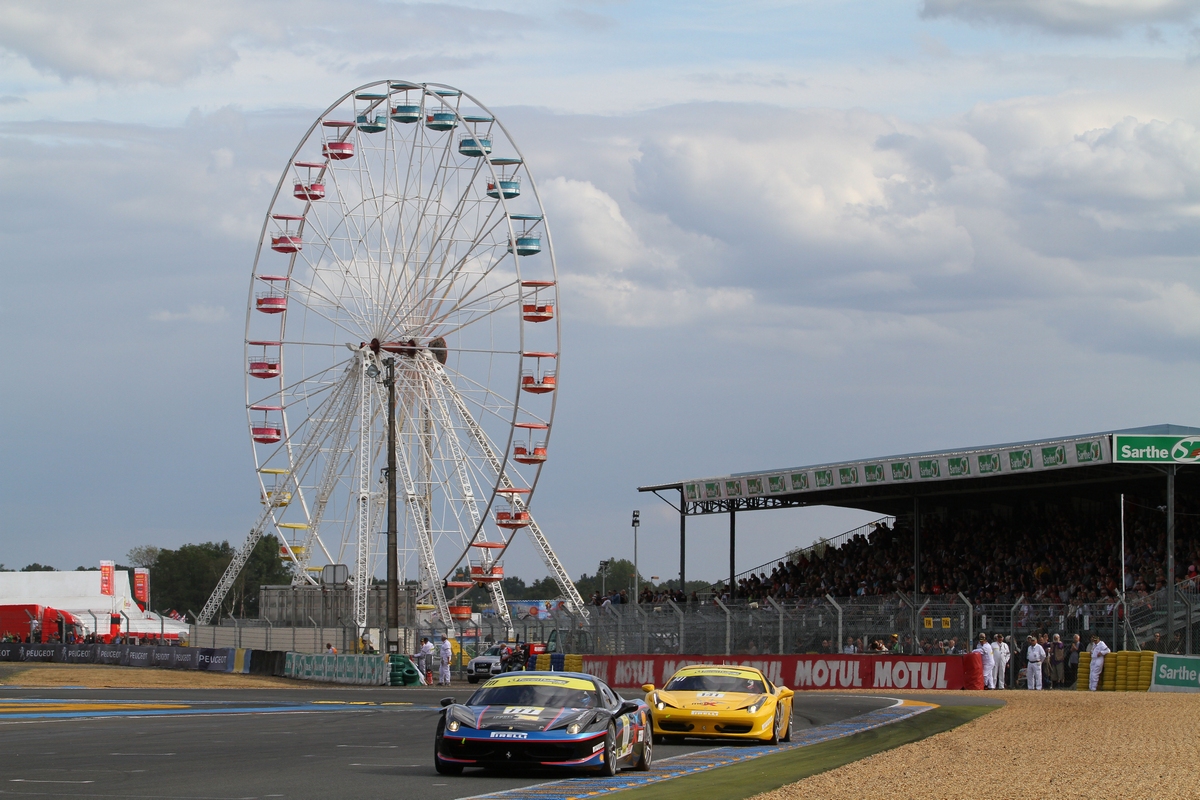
1087,633 -> 1110,691
1025,635 -> 1046,690
1067,634 -> 1081,687
439,637 -> 453,686
975,634 -> 995,688
1048,634 -> 1067,688
843,636 -> 858,654
992,634 -> 1009,689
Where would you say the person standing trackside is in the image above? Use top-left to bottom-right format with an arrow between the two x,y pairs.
1088,633 -> 1111,692
976,634 -> 995,689
1025,636 -> 1046,690
419,637 -> 434,683
438,637 -> 453,686
992,633 -> 1010,690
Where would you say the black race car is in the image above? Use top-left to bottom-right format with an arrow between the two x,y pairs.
435,671 -> 652,775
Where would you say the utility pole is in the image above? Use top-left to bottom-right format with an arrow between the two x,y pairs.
384,357 -> 399,654
632,511 -> 641,605
600,560 -> 610,599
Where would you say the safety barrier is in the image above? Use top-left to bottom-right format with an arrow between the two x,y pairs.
0,642 -> 257,673
282,651 -> 388,685
582,653 -> 978,690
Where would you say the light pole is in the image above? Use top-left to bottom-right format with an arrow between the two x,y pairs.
632,510 -> 640,605
599,560 -> 610,599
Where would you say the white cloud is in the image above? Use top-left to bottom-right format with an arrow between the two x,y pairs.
920,0 -> 1200,36
0,0 -> 532,85
150,305 -> 229,323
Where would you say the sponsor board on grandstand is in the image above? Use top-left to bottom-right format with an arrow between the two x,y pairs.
1114,435 -> 1200,464
1149,654 -> 1200,692
583,654 -> 966,691
680,435 -> 1111,504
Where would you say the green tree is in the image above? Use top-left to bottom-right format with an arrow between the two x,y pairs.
151,536 -> 289,619
21,563 -> 57,572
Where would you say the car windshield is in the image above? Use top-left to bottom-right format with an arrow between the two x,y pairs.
664,674 -> 766,694
468,683 -> 600,709
482,646 -> 503,657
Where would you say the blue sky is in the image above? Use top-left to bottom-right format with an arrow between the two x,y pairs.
2,0 -> 1200,587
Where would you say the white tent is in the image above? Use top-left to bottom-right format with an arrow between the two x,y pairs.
0,571 -> 188,638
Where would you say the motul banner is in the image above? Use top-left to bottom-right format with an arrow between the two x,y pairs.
99,561 -> 115,596
133,568 -> 149,603
582,654 -> 972,691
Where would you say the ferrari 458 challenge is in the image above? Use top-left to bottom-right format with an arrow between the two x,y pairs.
435,671 -> 652,775
643,664 -> 794,743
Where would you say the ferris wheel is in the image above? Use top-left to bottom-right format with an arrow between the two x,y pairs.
197,81 -> 584,635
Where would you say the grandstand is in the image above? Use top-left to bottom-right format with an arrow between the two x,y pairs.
639,425 -> 1200,647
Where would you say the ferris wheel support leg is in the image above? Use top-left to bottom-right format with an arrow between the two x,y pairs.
391,396 -> 457,639
353,352 -> 373,634
422,359 -> 513,636
291,367 -> 359,584
198,504 -> 276,625
431,363 -> 588,620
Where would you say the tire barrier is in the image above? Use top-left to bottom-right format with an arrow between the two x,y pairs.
282,651 -> 388,685
388,654 -> 421,686
0,642 -> 259,673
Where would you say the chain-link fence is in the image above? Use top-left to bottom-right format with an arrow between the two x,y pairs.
543,594 -> 1137,659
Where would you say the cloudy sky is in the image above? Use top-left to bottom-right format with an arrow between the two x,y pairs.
2,0 -> 1199,588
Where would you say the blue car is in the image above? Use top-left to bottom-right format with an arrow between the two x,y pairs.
435,671 -> 652,776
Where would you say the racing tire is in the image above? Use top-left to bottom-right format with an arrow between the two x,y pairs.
781,704 -> 792,743
767,708 -> 781,745
433,719 -> 464,776
634,727 -> 653,771
599,722 -> 619,777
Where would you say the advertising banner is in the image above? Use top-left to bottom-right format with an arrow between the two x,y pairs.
17,644 -> 57,663
122,646 -> 155,668
1113,435 -> 1200,465
581,654 -> 969,691
1149,654 -> 1200,692
134,568 -> 149,604
682,434 -> 1111,502
99,560 -> 115,596
508,600 -> 566,620
196,648 -> 234,672
0,643 -> 19,662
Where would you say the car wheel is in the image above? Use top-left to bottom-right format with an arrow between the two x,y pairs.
600,722 -> 619,777
434,719 -> 464,776
781,704 -> 792,743
635,727 -> 653,771
767,708 -> 781,745
467,676 -> 478,684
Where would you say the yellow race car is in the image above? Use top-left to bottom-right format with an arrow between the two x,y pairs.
642,664 -> 794,744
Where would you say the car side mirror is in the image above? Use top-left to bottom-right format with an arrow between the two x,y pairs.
440,697 -> 455,707
641,684 -> 655,693
617,700 -> 641,717
777,688 -> 794,700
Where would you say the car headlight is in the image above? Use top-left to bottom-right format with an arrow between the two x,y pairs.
566,722 -> 582,734
746,696 -> 768,715
655,701 -> 665,711
446,720 -> 460,732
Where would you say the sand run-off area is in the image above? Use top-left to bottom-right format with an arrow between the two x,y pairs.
752,690 -> 1200,800
0,662 -> 306,689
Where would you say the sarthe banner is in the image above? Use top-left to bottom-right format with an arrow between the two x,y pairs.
1149,654 -> 1200,692
582,653 -> 970,691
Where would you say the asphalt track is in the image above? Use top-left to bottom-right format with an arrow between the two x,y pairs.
0,685 -> 898,800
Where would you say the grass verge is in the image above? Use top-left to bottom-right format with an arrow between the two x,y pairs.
617,705 -> 997,800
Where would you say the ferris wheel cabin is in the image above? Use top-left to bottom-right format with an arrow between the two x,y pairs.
521,350 -> 557,394
250,404 -> 284,444
520,280 -> 555,322
293,161 -> 327,200
320,121 -> 355,160
248,341 -> 282,379
426,111 -> 457,131
256,275 -> 289,314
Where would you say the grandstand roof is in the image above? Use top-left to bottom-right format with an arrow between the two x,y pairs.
640,424 -> 1200,517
